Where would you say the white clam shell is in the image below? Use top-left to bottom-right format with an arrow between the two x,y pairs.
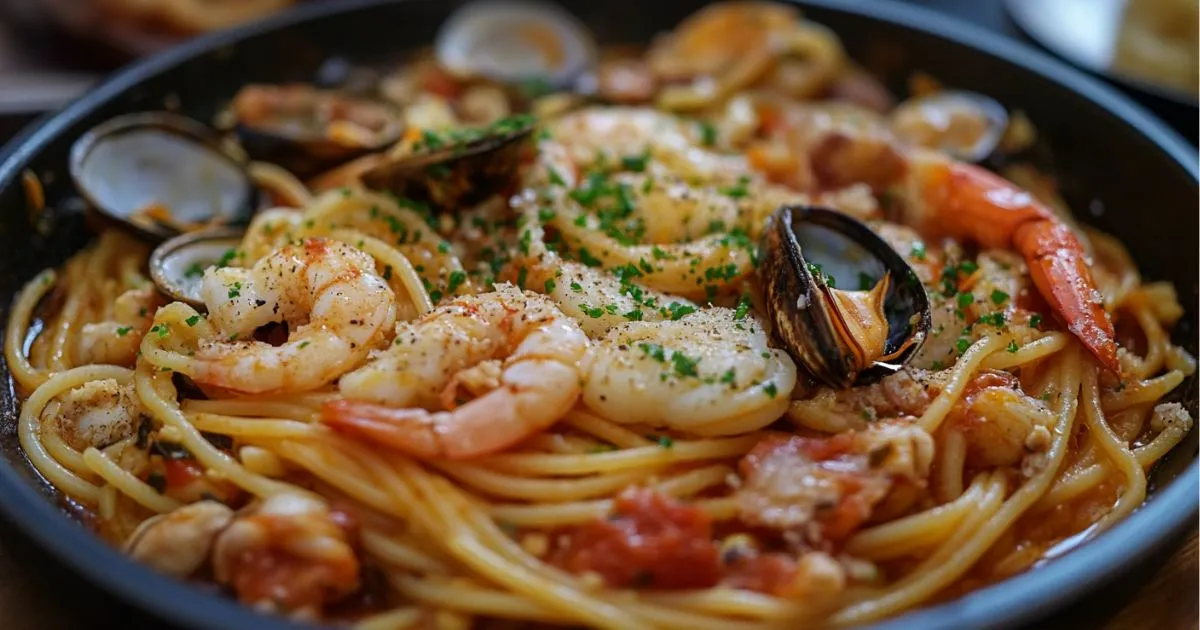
435,0 -> 597,87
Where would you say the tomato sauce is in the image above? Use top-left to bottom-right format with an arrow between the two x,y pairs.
553,487 -> 721,589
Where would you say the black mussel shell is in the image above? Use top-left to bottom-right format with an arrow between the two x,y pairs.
360,115 -> 535,211
230,83 -> 404,178
759,205 -> 931,388
69,112 -> 256,243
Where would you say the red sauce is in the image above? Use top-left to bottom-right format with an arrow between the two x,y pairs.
553,487 -> 721,589
738,434 -> 890,546
723,552 -> 799,596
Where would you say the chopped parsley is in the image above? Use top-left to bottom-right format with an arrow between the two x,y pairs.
990,289 -> 1010,305
544,278 -> 556,293
670,352 -> 700,377
621,149 -> 651,172
149,323 -> 169,339
719,175 -> 750,199
720,368 -> 737,384
116,326 -> 132,337
665,302 -> 697,321
1029,313 -> 1043,328
1006,340 -> 1020,353
910,242 -> 927,260
697,121 -> 717,146
185,315 -> 200,327
955,337 -> 971,353
762,382 -> 778,398
183,263 -> 204,278
733,295 -> 751,320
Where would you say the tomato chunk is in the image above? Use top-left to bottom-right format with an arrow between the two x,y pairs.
553,487 -> 720,589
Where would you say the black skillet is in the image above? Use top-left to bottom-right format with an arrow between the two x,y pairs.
0,1 -> 1195,629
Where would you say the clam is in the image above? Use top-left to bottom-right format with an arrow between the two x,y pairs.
229,83 -> 404,177
148,227 -> 244,308
435,0 -> 598,90
360,114 -> 534,210
888,90 -> 1008,163
758,205 -> 931,389
69,112 -> 255,242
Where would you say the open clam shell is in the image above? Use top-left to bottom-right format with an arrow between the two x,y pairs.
360,115 -> 534,210
148,227 -> 244,308
436,0 -> 598,90
229,83 -> 404,178
889,90 -> 1009,163
758,205 -> 931,389
69,112 -> 255,242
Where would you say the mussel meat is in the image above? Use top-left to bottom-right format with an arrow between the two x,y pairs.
758,205 -> 931,389
360,114 -> 534,211
888,90 -> 1008,163
148,227 -> 244,308
435,0 -> 598,90
69,112 -> 255,242
230,83 -> 404,177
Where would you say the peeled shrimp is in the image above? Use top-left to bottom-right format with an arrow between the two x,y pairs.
582,307 -> 797,435
77,286 -> 161,366
179,238 -> 395,394
48,378 -> 139,451
322,284 -> 590,459
522,259 -> 697,338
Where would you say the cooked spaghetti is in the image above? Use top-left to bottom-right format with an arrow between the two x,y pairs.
6,3 -> 1195,628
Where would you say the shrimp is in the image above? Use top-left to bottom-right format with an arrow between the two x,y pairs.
48,378 -> 139,451
322,284 -> 590,459
213,492 -> 360,614
761,104 -> 1118,371
77,286 -> 161,366
521,259 -> 697,338
188,238 -> 395,394
737,422 -> 933,546
582,307 -> 797,435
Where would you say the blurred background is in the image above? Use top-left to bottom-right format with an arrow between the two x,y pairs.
0,0 -> 1195,143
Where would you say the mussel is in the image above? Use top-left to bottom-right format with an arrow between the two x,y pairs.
69,112 -> 256,242
759,205 -> 931,389
360,114 -> 534,210
148,227 -> 244,308
435,0 -> 598,90
888,90 -> 1008,163
229,83 -> 404,177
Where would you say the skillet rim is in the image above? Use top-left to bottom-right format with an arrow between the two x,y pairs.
0,1 -> 1195,629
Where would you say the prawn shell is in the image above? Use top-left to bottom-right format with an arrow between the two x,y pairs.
360,120 -> 534,211
758,205 -> 930,389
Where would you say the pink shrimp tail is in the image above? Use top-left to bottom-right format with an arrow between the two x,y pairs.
321,400 -> 444,459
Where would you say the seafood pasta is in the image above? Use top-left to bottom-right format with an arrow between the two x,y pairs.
7,2 -> 1195,628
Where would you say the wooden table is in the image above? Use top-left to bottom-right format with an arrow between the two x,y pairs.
0,1 -> 1195,628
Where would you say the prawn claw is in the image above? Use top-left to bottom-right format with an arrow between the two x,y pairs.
1014,219 -> 1118,372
